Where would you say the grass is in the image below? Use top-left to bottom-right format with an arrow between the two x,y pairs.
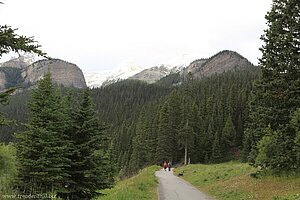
175,161 -> 300,200
0,144 -> 17,197
96,165 -> 160,200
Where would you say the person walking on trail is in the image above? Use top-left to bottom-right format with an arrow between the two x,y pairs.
168,161 -> 172,171
163,161 -> 168,171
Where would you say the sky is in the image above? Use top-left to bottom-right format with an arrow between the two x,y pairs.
0,0 -> 273,72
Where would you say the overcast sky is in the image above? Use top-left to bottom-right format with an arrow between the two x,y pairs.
0,0 -> 272,72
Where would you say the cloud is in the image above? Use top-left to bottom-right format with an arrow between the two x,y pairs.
0,0 -> 272,71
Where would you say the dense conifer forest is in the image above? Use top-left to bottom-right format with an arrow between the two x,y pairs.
0,66 -> 260,177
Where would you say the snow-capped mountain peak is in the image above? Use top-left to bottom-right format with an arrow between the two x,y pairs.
84,60 -> 143,88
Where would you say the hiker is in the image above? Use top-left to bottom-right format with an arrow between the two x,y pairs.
163,161 -> 168,171
168,161 -> 172,171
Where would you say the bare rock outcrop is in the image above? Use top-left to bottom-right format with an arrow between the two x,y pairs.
187,50 -> 253,79
22,59 -> 86,88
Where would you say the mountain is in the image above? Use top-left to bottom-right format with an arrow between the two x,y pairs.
85,54 -> 197,87
83,51 -> 254,88
84,61 -> 143,88
23,59 -> 86,89
128,65 -> 170,83
0,55 -> 87,91
128,54 -> 198,84
182,50 -> 254,80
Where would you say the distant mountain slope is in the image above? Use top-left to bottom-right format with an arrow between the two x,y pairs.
84,61 -> 143,88
183,50 -> 254,80
129,54 -> 196,84
128,65 -> 170,84
84,50 -> 254,88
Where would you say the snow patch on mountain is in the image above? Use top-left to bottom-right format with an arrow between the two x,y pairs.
84,54 -> 199,88
84,60 -> 143,88
0,52 -> 42,68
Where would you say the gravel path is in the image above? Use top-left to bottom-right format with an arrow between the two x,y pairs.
155,169 -> 214,200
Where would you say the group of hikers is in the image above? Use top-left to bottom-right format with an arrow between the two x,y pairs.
163,161 -> 172,171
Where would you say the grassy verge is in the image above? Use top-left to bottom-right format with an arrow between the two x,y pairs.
96,165 -> 160,200
0,144 -> 17,197
175,161 -> 300,200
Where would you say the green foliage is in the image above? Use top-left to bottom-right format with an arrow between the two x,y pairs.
0,67 -> 259,177
222,115 -> 236,149
255,128 -> 281,170
12,75 -> 114,199
0,91 -> 30,143
243,0 -> 300,171
16,72 -> 70,195
0,67 -> 24,89
60,89 -> 114,199
211,132 -> 222,163
156,72 -> 181,86
291,109 -> 300,167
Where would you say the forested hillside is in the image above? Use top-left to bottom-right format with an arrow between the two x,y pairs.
0,66 -> 260,177
107,66 -> 260,176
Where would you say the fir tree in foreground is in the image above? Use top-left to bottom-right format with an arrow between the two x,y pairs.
16,72 -> 70,194
243,0 -> 300,171
60,89 -> 114,199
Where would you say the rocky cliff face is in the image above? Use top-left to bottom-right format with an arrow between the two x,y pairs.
184,50 -> 253,80
0,55 -> 87,91
23,59 -> 87,88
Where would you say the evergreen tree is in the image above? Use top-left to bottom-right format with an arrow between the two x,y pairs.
291,109 -> 300,167
129,108 -> 148,173
222,115 -> 236,150
156,91 -> 181,164
243,0 -> 300,170
16,72 -> 70,195
63,89 -> 113,199
211,132 -> 222,163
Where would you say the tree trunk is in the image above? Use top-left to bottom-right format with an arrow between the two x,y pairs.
184,138 -> 188,165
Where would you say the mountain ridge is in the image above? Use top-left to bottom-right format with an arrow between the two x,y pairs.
86,50 -> 255,87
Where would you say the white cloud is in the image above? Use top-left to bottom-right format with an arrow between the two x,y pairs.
0,0 -> 273,72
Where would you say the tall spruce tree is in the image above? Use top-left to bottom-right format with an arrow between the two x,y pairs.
156,91 -> 181,164
63,89 -> 113,199
129,108 -> 148,173
243,0 -> 300,170
16,72 -> 70,195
